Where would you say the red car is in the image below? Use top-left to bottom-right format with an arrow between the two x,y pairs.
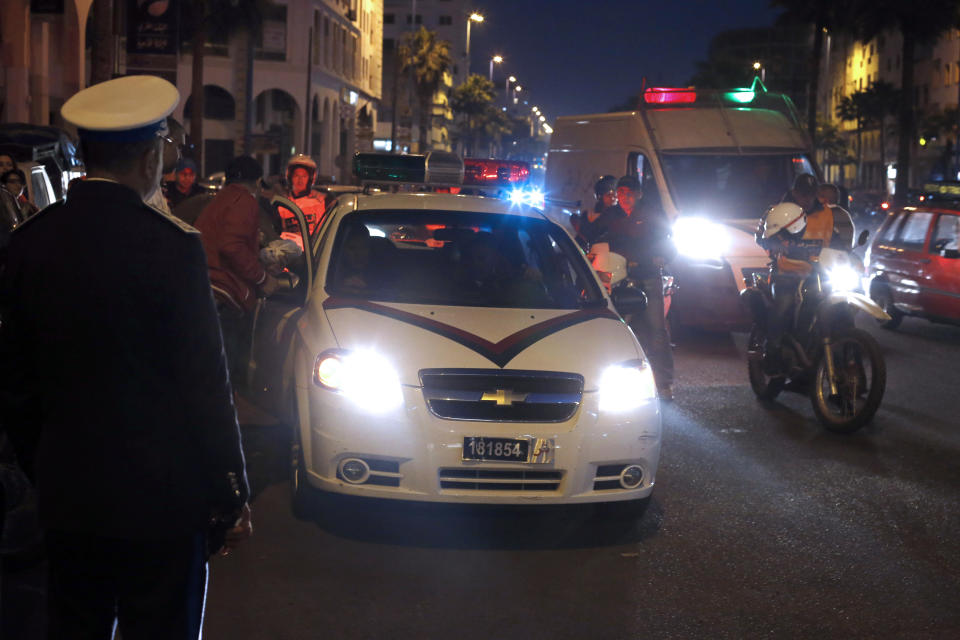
865,206 -> 960,329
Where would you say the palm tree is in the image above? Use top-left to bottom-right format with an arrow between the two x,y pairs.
180,0 -> 267,171
398,27 -> 453,152
836,92 -> 870,186
451,74 -> 497,156
854,0 -> 960,204
771,1 -> 858,153
860,81 -> 900,189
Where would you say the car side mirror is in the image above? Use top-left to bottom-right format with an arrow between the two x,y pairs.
857,229 -> 870,247
276,271 -> 301,290
942,248 -> 960,259
611,280 -> 647,315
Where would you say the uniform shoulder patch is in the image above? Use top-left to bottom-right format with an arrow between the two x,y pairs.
144,202 -> 200,234
10,200 -> 65,234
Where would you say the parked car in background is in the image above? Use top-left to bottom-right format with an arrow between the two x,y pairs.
0,123 -> 84,200
864,205 -> 960,329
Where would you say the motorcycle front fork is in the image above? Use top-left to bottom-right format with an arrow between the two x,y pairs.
822,337 -> 840,396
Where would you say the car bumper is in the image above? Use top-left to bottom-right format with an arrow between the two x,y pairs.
299,385 -> 661,505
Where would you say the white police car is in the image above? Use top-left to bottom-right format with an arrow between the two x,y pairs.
247,152 -> 661,517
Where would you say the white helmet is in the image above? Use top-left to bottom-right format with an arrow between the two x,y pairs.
763,202 -> 806,238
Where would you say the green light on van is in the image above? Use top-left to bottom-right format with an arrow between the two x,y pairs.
724,90 -> 755,103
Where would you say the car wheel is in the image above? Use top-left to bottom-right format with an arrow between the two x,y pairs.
872,286 -> 903,330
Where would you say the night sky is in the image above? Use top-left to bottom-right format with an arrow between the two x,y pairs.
468,0 -> 783,120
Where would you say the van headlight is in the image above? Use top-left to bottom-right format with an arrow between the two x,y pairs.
599,360 -> 657,412
313,349 -> 403,413
673,217 -> 730,262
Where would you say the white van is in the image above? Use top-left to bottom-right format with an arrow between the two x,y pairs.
544,84 -> 819,331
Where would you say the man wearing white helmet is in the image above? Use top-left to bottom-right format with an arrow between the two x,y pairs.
279,154 -> 325,249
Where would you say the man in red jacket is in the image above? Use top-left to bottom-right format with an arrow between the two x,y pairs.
194,156 -> 279,386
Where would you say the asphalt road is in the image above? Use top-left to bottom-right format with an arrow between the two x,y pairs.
200,314 -> 960,640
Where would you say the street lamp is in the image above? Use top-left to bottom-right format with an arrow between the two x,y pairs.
465,12 -> 483,75
513,85 -> 522,104
753,60 -> 765,83
489,55 -> 503,82
506,75 -> 516,93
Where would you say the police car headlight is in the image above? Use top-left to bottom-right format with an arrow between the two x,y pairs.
673,217 -> 730,261
827,265 -> 860,292
599,360 -> 657,412
313,349 -> 403,413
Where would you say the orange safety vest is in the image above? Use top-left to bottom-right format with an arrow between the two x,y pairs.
776,205 -> 834,275
278,193 -> 326,249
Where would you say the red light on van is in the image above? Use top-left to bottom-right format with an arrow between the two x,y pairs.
463,159 -> 530,186
881,202 -> 890,209
643,88 -> 697,104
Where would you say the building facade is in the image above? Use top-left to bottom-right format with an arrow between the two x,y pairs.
2,0 -> 383,184
819,28 -> 960,194
378,0 -> 467,153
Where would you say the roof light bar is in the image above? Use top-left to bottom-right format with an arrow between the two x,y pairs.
462,158 -> 531,187
643,87 -> 697,105
353,151 -> 464,185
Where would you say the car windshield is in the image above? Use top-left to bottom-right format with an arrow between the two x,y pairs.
660,153 -> 815,220
326,210 -> 605,309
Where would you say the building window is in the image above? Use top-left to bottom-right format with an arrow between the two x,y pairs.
406,14 -> 422,24
255,3 -> 287,61
439,15 -> 452,25
384,38 -> 394,52
385,13 -> 394,24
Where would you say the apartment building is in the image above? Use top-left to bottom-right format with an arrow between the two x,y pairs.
378,0 -> 468,152
2,1 -> 383,184
820,28 -> 960,193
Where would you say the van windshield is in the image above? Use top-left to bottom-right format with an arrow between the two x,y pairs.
326,210 -> 605,309
660,153 -> 814,220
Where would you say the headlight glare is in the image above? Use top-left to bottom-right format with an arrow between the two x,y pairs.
599,360 -> 657,412
313,349 -> 403,413
673,217 -> 730,261
827,265 -> 860,292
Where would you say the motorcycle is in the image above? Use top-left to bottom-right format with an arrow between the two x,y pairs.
740,240 -> 889,433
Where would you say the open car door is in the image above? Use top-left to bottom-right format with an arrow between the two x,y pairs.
245,195 -> 314,416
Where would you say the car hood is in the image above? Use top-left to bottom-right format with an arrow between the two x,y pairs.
323,299 -> 639,389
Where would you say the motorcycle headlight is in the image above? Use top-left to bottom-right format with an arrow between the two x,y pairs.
313,349 -> 403,413
827,265 -> 860,292
673,217 -> 730,262
599,360 -> 658,412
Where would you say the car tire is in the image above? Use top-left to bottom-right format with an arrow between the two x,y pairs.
872,286 -> 903,330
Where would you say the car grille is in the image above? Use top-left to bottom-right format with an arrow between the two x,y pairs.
420,369 -> 583,422
438,468 -> 563,491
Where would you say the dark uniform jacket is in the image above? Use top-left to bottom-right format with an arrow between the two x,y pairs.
0,179 -> 248,540
598,203 -> 677,278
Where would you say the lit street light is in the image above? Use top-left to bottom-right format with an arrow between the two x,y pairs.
465,12 -> 483,75
753,60 -> 765,83
489,55 -> 503,82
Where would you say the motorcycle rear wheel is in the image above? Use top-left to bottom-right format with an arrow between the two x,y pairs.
747,325 -> 785,401
811,328 -> 886,433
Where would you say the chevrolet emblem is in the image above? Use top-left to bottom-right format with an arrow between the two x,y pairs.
480,389 -> 529,406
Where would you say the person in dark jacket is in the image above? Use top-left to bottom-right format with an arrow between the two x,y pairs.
194,156 -> 279,385
573,175 -> 617,249
599,175 -> 678,400
0,75 -> 251,640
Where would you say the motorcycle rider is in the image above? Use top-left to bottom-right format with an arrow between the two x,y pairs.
573,175 -> 617,249
816,183 -> 857,250
599,175 -> 677,400
279,154 -> 325,249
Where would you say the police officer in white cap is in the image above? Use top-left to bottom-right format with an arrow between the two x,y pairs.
0,75 -> 251,639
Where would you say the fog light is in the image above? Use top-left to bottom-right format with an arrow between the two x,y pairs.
339,458 -> 370,484
619,465 -> 644,489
